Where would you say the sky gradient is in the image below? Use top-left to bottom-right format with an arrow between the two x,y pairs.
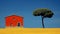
0,0 -> 60,28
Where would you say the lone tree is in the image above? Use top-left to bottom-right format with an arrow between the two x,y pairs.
33,8 -> 54,28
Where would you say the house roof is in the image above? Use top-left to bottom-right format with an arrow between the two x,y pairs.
5,15 -> 23,18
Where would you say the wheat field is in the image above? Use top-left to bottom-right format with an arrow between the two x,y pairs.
0,27 -> 60,34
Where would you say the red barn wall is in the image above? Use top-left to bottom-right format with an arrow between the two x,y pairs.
5,15 -> 23,27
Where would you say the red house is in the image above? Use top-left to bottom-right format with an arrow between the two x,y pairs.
5,15 -> 23,27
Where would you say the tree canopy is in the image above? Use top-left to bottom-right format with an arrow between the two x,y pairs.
33,8 -> 54,18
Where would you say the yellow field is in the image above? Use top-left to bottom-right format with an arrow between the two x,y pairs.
0,27 -> 60,34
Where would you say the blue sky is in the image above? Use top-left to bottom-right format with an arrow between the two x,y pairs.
0,0 -> 60,28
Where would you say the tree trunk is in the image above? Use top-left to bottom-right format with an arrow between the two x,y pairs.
42,17 -> 45,28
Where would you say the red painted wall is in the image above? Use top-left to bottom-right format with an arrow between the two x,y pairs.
5,15 -> 23,27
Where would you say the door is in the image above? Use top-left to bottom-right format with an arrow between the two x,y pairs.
18,23 -> 20,27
